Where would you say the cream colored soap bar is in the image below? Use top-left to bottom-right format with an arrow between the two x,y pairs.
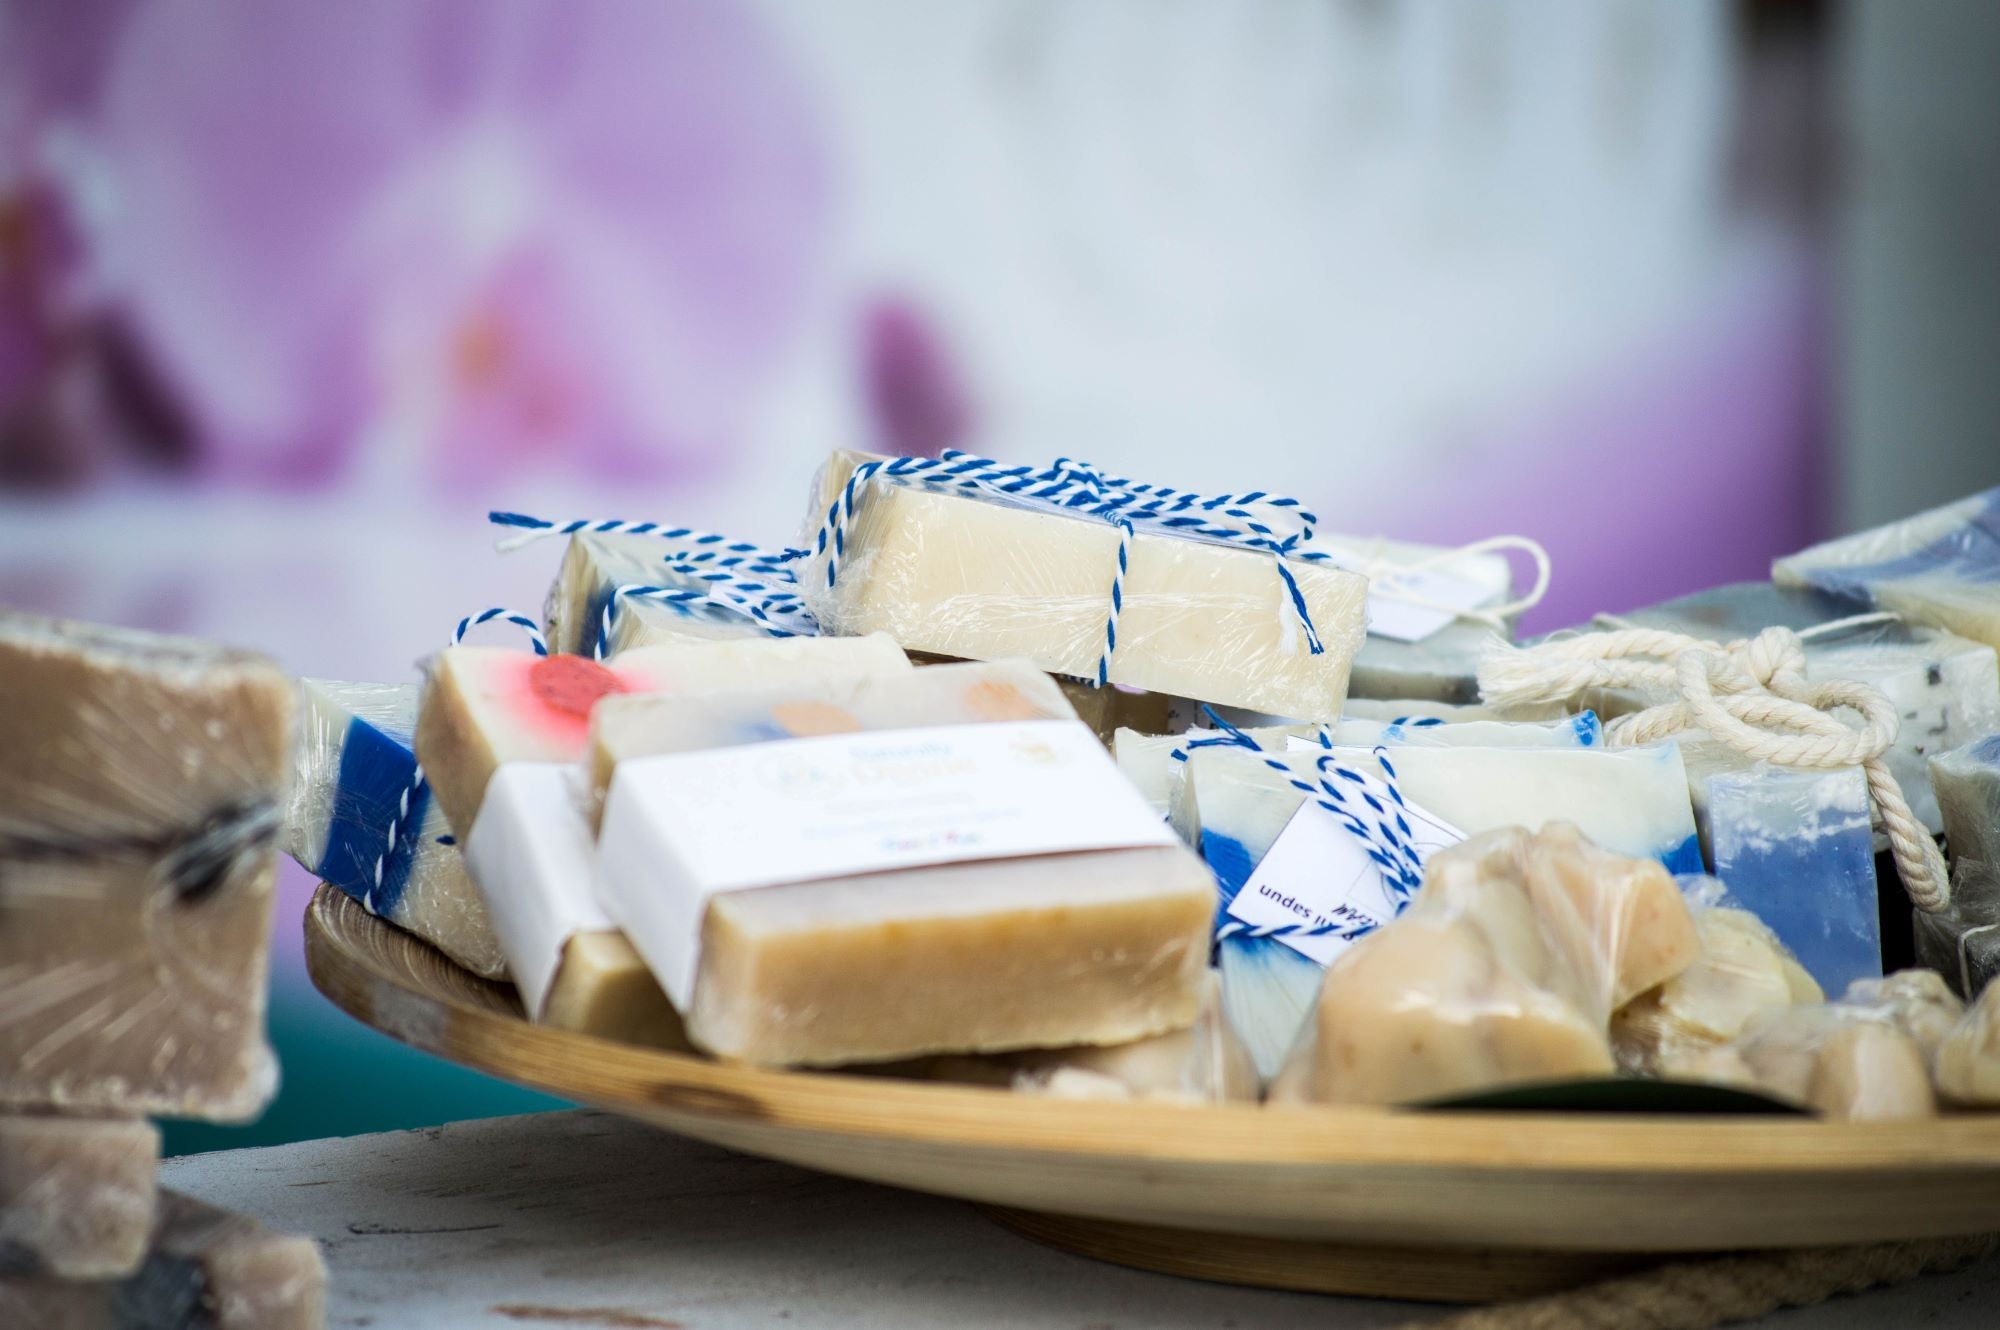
412,635 -> 910,1040
0,1115 -> 158,1280
0,613 -> 289,1121
592,660 -> 1216,1067
1,1190 -> 326,1329
545,531 -> 793,657
797,456 -> 1370,719
1936,977 -> 2000,1105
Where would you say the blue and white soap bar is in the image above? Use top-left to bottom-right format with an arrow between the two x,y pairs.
1774,487 -> 2000,654
1681,736 -> 1881,996
281,679 -> 508,978
1590,581 -> 2000,835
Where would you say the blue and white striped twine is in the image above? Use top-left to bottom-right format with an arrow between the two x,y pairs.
1177,708 -> 1427,948
811,450 -> 1329,688
369,608 -> 548,910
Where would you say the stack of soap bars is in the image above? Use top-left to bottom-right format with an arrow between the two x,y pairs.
0,612 -> 327,1326
270,462 -> 2000,1117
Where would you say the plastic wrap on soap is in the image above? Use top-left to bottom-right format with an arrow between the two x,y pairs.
1774,486 -> 2000,652
283,679 -> 509,979
545,531 -> 793,658
1933,733 -> 2000,870
1914,862 -> 2000,999
1676,970 -> 1962,1120
0,611 -> 289,1121
927,972 -> 1258,1104
1273,823 -> 1700,1106
1935,977 -> 2000,1106
1308,532 -> 1513,705
794,451 -> 1370,720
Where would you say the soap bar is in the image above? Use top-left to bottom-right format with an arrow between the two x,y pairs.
1613,895 -> 1823,1076
796,454 -> 1371,718
1586,581 -> 2000,835
1933,734 -> 2000,869
1,1190 -> 326,1329
1683,735 -> 1883,996
1338,696 -> 1575,724
592,660 -> 1215,1067
1308,532 -> 1512,704
0,613 -> 288,1121
282,679 -> 507,978
927,972 -> 1258,1104
1935,978 -> 2000,1106
545,530 -> 795,657
1278,825 -> 1700,1106
0,1115 -> 157,1280
1913,864 -> 2000,998
1774,486 -> 2000,653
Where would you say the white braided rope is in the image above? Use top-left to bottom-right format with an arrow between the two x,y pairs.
1478,624 -> 1951,913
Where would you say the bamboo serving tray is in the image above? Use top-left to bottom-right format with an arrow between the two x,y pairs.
304,885 -> 2000,1303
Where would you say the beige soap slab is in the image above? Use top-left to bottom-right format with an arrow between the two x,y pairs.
0,1115 -> 158,1280
0,612 -> 289,1121
592,660 -> 1216,1067
796,452 -> 1370,719
0,1189 -> 326,1329
544,530 -> 795,657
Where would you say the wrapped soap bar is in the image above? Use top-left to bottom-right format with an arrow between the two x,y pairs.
1774,486 -> 2000,652
796,451 -> 1370,719
415,635 -> 909,1040
1914,863 -> 2000,998
1935,976 -> 2000,1105
1934,734 -> 2000,868
1679,734 -> 1882,995
1584,581 -> 2000,834
545,530 -> 801,657
0,613 -> 289,1121
1613,885 -> 1823,1076
0,1190 -> 325,1329
1306,532 -> 1514,705
0,1115 -> 157,1280
1275,825 -> 1698,1106
591,660 -> 1216,1066
927,972 -> 1258,1104
282,679 -> 506,978
1338,696 -> 1575,724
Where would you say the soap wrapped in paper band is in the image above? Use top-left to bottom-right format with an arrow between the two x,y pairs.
283,679 -> 507,978
0,1190 -> 325,1329
591,660 -> 1216,1067
0,612 -> 289,1121
796,449 -> 1370,719
0,1115 -> 158,1280
1774,486 -> 2000,653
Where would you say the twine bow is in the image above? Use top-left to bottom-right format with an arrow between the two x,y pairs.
1478,624 -> 1952,913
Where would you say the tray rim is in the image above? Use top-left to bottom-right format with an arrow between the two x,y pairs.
302,884 -> 2000,1178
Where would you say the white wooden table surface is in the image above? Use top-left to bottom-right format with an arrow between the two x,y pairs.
162,1109 -> 2000,1330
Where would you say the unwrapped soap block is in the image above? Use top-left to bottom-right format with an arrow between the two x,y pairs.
0,1190 -> 326,1329
1277,825 -> 1698,1106
283,679 -> 506,978
797,454 -> 1370,719
592,660 -> 1216,1066
545,530 -> 792,657
0,1115 -> 158,1280
1586,581 -> 2000,835
1775,486 -> 2000,653
0,613 -> 288,1121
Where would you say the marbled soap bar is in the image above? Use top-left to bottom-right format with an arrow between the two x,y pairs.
1774,486 -> 2000,653
1275,826 -> 1697,1106
282,680 -> 506,978
545,531 -> 793,657
592,660 -> 1215,1067
0,613 -> 288,1121
1683,736 -> 1883,997
0,1115 -> 157,1280
0,1190 -> 325,1329
796,456 -> 1370,719
1588,581 -> 2000,835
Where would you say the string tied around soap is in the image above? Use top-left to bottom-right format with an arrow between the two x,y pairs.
371,608 -> 548,911
1476,623 -> 1953,914
488,510 -> 805,571
592,576 -> 815,658
813,450 -> 1328,689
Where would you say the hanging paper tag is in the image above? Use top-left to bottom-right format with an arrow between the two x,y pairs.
1226,760 -> 1465,965
1309,548 -> 1498,642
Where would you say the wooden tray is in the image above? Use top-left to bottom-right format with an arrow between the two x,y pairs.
304,885 -> 2000,1303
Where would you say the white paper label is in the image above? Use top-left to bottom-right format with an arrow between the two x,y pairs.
1309,547 -> 1498,642
1228,754 -> 1465,965
462,763 -> 608,1020
596,719 -> 1178,1007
